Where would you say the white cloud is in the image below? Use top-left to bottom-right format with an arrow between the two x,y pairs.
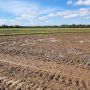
76,0 -> 90,6
0,0 -> 57,25
0,7 -> 90,25
46,8 -> 90,19
0,1 -> 40,18
0,19 -> 21,25
79,8 -> 89,16
38,16 -> 49,21
64,13 -> 78,18
67,0 -> 90,6
67,0 -> 73,5
0,0 -> 90,25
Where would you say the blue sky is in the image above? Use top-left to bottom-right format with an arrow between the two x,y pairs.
0,0 -> 90,26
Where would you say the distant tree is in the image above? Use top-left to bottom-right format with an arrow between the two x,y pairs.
1,24 -> 8,28
0,24 -> 90,28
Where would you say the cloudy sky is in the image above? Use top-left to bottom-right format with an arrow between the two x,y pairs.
0,0 -> 90,26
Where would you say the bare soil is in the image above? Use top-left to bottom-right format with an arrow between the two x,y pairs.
0,33 -> 90,90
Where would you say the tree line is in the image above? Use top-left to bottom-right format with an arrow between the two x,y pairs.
0,24 -> 90,28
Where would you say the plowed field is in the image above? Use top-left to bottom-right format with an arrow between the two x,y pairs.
0,33 -> 90,90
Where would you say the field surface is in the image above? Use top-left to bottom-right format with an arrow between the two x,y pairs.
0,32 -> 90,90
0,28 -> 90,35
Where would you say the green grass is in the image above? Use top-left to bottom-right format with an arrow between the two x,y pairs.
0,28 -> 90,36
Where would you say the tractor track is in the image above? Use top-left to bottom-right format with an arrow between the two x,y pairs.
0,53 -> 90,90
0,34 -> 90,90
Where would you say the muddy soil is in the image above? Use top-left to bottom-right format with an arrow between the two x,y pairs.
0,33 -> 90,90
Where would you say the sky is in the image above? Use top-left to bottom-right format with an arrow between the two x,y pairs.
0,0 -> 90,26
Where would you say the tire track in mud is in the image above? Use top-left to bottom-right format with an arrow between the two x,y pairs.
0,55 -> 89,80
0,76 -> 24,90
0,57 -> 90,90
0,70 -> 88,90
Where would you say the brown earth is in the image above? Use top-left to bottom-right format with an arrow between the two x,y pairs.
0,33 -> 90,90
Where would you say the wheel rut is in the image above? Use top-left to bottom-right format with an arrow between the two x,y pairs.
0,56 -> 89,90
